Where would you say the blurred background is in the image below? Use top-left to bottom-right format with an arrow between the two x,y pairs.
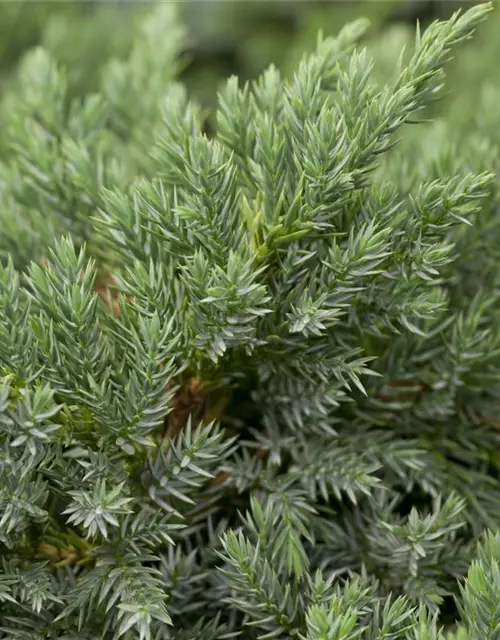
0,1 -> 497,109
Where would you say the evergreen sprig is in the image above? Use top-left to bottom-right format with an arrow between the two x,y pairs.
0,2 -> 500,638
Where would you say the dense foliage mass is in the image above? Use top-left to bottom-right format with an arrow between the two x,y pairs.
1,3 -> 500,639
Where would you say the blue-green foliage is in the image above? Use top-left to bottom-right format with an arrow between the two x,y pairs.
0,3 -> 500,639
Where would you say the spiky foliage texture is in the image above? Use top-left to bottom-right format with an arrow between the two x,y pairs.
1,3 -> 500,639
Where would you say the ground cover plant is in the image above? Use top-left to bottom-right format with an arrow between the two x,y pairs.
1,3 -> 500,639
